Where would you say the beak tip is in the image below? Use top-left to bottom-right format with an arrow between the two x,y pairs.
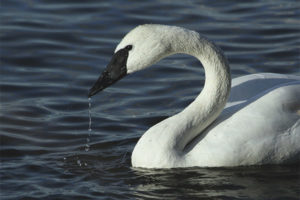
87,89 -> 94,98
88,86 -> 103,98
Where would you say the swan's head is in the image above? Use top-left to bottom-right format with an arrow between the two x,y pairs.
88,24 -> 174,97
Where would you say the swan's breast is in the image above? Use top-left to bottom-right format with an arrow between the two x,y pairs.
131,116 -> 187,168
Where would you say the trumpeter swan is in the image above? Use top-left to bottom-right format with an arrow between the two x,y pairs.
89,24 -> 300,168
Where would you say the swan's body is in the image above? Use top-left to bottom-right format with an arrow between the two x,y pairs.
89,24 -> 300,168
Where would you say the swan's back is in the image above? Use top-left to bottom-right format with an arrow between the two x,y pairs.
229,73 -> 300,102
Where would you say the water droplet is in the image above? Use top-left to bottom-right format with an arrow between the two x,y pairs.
85,144 -> 90,152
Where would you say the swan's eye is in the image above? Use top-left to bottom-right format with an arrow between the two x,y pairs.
125,45 -> 133,51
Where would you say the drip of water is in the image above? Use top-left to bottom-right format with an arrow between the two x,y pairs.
77,159 -> 82,167
88,98 -> 92,132
85,97 -> 92,152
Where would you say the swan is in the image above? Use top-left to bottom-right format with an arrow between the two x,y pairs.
88,24 -> 300,168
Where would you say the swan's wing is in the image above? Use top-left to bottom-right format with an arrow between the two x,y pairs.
187,80 -> 300,166
229,73 -> 300,102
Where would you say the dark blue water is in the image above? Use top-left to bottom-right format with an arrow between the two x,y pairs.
1,0 -> 300,199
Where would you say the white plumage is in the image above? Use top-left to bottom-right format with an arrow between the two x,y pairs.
113,24 -> 300,168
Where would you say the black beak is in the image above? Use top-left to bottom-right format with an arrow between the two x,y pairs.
88,46 -> 132,98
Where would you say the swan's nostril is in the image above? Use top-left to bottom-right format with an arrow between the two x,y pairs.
125,45 -> 133,51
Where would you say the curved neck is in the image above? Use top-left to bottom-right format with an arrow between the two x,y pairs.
169,31 -> 231,151
131,27 -> 231,167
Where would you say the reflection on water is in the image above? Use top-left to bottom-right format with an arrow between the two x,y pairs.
0,0 -> 299,199
132,166 -> 300,199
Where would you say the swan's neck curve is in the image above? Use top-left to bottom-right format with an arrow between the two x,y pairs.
132,26 -> 231,167
173,33 -> 231,151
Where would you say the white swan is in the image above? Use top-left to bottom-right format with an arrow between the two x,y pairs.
88,24 -> 300,168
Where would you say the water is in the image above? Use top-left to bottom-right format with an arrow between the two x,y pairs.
1,0 -> 299,199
